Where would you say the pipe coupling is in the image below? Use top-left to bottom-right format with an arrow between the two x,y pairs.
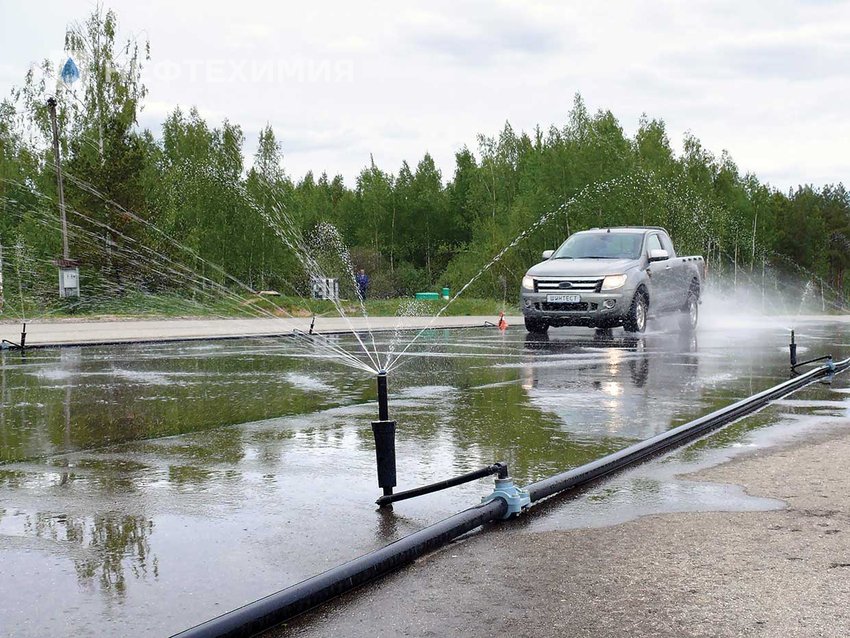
482,477 -> 530,519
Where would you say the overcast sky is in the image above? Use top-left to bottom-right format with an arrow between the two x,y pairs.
2,0 -> 849,189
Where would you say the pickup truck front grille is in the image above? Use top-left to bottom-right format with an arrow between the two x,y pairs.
537,302 -> 597,312
535,278 -> 603,293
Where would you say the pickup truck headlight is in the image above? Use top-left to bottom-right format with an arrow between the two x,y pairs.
521,275 -> 535,291
601,274 -> 627,290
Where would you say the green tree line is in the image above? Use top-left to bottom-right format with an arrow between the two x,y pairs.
1,7 -> 848,314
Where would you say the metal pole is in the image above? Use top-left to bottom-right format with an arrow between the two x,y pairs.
0,242 -> 4,314
46,97 -> 69,261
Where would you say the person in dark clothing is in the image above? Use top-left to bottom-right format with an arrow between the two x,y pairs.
356,269 -> 370,300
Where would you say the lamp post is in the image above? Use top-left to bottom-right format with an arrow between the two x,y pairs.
46,97 -> 79,298
46,97 -> 69,261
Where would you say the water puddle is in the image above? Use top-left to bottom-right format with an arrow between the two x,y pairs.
527,378 -> 850,532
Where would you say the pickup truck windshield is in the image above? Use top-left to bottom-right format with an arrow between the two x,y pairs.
551,232 -> 644,259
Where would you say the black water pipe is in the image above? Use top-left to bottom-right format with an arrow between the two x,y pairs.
525,359 -> 846,503
792,355 -> 832,372
376,462 -> 507,507
172,499 -> 507,638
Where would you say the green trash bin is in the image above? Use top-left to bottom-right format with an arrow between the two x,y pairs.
441,287 -> 450,299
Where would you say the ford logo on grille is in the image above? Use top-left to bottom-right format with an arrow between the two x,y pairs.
559,282 -> 572,289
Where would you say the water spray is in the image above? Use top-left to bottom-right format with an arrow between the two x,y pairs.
372,370 -> 397,501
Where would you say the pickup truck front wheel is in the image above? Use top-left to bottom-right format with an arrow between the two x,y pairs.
624,291 -> 648,333
524,317 -> 549,334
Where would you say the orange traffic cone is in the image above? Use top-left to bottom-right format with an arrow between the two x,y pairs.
497,311 -> 508,331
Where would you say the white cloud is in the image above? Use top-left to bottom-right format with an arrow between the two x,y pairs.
1,0 -> 849,190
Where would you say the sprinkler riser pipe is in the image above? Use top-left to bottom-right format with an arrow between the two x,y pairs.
20,323 -> 26,351
371,420 -> 396,495
789,330 -> 797,366
376,372 -> 389,421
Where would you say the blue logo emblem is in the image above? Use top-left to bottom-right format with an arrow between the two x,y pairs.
61,58 -> 80,85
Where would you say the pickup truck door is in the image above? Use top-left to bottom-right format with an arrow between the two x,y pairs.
660,232 -> 688,309
645,233 -> 675,312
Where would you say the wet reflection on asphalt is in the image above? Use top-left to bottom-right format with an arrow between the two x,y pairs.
1,313 -> 849,635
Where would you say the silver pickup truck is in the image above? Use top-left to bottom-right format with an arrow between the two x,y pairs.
521,227 -> 705,334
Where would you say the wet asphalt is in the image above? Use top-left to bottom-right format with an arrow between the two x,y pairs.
1,309 -> 849,636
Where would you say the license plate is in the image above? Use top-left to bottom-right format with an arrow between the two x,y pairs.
546,294 -> 581,303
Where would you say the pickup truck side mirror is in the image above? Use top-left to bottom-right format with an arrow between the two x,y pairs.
542,250 -> 554,260
648,249 -> 669,262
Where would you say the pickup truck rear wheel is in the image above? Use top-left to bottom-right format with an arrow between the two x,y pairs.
524,317 -> 549,334
624,291 -> 648,333
678,288 -> 699,331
